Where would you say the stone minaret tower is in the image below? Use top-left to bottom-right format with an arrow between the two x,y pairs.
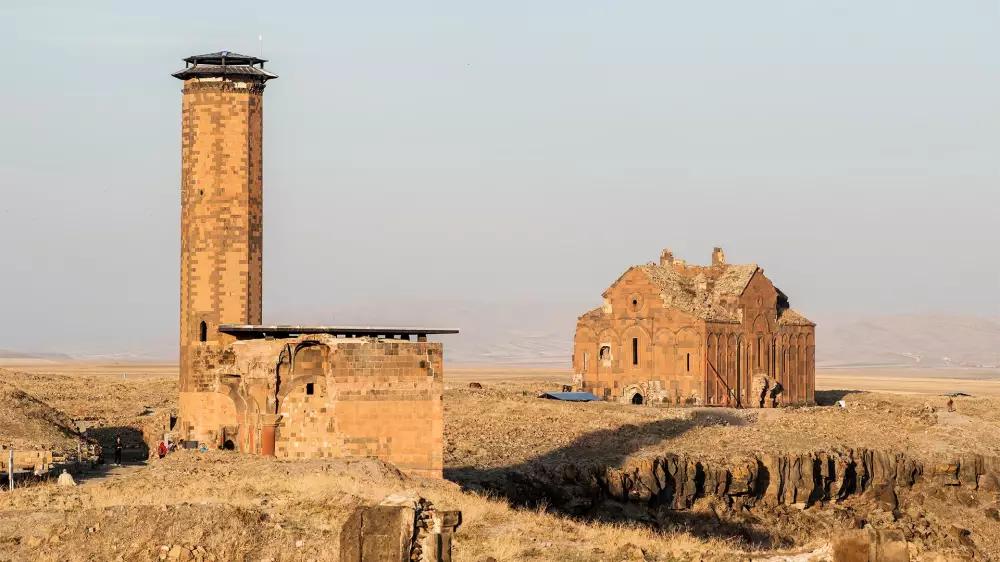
172,51 -> 277,441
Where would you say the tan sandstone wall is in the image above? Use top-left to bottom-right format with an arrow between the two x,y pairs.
276,339 -> 444,479
178,76 -> 266,440
188,336 -> 445,478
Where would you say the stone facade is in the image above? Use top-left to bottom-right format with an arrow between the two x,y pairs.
182,335 -> 445,478
172,52 -> 451,478
176,55 -> 268,431
573,247 -> 815,407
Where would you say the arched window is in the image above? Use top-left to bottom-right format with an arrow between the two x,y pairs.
199,321 -> 207,343
686,353 -> 691,372
632,338 -> 639,366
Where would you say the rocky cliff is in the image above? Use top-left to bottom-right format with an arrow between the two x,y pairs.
469,449 -> 1000,514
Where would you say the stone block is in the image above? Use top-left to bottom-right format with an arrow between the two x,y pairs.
832,527 -> 909,562
339,494 -> 460,562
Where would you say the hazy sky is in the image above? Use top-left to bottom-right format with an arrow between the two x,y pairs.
1,1 -> 998,358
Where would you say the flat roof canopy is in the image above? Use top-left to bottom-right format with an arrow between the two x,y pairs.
218,324 -> 459,339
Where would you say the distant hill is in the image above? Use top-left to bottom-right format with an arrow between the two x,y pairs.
816,315 -> 1000,369
277,301 -> 999,369
0,350 -> 73,361
273,298 -> 580,366
4,305 -> 997,370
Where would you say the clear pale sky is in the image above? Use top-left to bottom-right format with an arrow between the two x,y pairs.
1,1 -> 998,358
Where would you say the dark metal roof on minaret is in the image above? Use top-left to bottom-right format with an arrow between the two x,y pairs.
172,50 -> 278,81
183,51 -> 266,66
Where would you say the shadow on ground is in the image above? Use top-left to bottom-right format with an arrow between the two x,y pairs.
446,408 -> 791,547
814,389 -> 866,406
87,426 -> 150,462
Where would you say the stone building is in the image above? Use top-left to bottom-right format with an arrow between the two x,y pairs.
572,248 -> 815,407
172,51 -> 456,478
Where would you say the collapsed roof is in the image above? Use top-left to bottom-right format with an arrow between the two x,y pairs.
588,250 -> 813,326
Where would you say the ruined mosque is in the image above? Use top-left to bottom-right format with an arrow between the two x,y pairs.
573,248 -> 816,407
172,52 -> 456,478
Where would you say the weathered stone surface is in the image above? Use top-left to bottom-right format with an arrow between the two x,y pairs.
469,446 -> 1000,539
832,530 -> 871,562
977,472 -> 999,493
832,528 -> 909,562
340,494 -> 461,562
932,462 -> 961,486
573,248 -> 816,407
172,55 -> 449,480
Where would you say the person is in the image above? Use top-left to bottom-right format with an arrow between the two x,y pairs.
114,435 -> 123,465
157,440 -> 168,459
947,397 -> 955,412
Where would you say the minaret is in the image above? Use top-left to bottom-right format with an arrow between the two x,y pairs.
173,51 -> 276,441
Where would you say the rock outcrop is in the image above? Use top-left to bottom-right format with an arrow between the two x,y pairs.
468,449 -> 1000,516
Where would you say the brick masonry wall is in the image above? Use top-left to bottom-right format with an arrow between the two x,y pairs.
172,70 -> 445,477
185,336 -> 445,478
275,338 -> 444,479
179,77 -> 265,399
574,265 -> 816,406
574,268 -> 706,404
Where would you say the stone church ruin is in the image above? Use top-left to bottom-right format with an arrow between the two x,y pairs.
573,247 -> 815,407
172,51 -> 456,478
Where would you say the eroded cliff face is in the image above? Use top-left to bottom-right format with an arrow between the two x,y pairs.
608,450 -> 998,510
468,449 -> 998,511
457,449 -> 1000,558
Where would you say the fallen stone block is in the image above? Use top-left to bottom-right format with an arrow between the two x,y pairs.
339,493 -> 461,562
831,527 -> 909,562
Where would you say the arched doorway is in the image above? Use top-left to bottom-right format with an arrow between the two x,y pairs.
631,393 -> 644,405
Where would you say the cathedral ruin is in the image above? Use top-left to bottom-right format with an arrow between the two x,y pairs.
172,51 -> 455,478
573,248 -> 815,407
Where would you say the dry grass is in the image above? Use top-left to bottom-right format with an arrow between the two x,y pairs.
0,452 -> 744,561
445,370 -> 1000,470
0,365 -> 176,423
0,380 -> 81,453
1,362 -> 999,560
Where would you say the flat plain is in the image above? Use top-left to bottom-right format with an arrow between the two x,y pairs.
1,361 -> 999,561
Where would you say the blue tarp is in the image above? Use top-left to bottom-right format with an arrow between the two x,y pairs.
539,391 -> 600,402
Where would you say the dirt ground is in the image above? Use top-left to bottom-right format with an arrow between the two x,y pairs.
1,362 -> 999,561
445,374 -> 1000,469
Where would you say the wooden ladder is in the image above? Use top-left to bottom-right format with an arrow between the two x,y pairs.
706,359 -> 733,406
